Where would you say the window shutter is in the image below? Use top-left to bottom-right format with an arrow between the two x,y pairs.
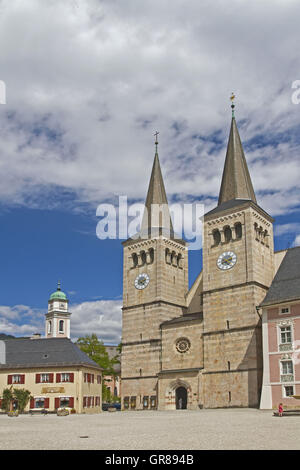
92,374 -> 94,383
55,398 -> 60,409
69,373 -> 74,383
44,398 -> 50,408
21,374 -> 25,384
56,373 -> 61,383
30,398 -> 35,409
49,373 -> 54,383
36,374 -> 40,384
7,375 -> 12,385
69,397 -> 74,408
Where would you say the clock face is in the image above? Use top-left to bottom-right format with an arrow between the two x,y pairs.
134,273 -> 150,290
217,251 -> 237,270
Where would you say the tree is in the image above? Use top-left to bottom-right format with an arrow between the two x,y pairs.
76,334 -> 121,403
76,334 -> 115,375
13,388 -> 32,412
1,387 -> 32,413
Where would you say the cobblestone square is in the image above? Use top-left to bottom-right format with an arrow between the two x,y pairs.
0,409 -> 299,450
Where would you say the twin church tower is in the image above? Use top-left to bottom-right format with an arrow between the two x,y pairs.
121,102 -> 275,410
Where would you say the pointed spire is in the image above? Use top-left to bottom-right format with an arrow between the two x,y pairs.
57,280 -> 61,291
140,133 -> 174,237
218,98 -> 257,206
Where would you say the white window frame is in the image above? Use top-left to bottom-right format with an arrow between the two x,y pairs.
12,374 -> 22,384
59,396 -> 71,408
281,306 -> 290,315
281,360 -> 293,375
35,397 -> 46,408
40,373 -> 50,383
283,385 -> 294,398
60,373 -> 71,382
280,325 -> 292,344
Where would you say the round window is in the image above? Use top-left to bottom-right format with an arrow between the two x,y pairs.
176,337 -> 191,353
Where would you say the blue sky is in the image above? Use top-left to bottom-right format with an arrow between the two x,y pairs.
0,0 -> 300,343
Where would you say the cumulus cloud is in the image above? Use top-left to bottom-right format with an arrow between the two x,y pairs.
70,299 -> 122,344
293,235 -> 300,247
0,299 -> 122,344
0,0 -> 299,217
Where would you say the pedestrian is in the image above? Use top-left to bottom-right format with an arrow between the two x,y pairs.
278,403 -> 283,417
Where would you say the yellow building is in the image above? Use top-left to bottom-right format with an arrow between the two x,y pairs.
0,284 -> 102,414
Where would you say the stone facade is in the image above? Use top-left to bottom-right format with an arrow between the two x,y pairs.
121,113 -> 284,411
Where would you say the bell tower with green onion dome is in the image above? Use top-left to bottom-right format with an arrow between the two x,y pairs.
45,281 -> 71,338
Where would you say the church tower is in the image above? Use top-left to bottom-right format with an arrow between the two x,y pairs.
45,281 -> 71,339
202,100 -> 274,408
121,137 -> 188,410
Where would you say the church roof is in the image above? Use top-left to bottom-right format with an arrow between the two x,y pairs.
140,151 -> 174,236
204,198 -> 273,221
123,144 -> 186,245
218,116 -> 256,206
261,246 -> 300,306
0,337 -> 102,370
160,312 -> 203,327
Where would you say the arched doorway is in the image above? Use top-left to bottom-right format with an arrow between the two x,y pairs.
176,387 -> 187,409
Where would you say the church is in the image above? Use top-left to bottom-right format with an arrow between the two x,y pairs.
120,101 -> 300,411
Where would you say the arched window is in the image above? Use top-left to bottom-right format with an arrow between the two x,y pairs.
140,251 -> 146,265
48,321 -> 52,334
59,320 -> 64,333
132,253 -> 138,268
165,248 -> 171,264
235,222 -> 242,239
177,253 -> 183,268
149,248 -> 154,264
213,229 -> 221,246
171,251 -> 177,266
224,226 -> 232,243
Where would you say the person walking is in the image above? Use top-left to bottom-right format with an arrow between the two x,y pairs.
278,403 -> 283,417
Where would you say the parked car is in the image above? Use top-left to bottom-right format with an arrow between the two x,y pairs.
102,402 -> 121,411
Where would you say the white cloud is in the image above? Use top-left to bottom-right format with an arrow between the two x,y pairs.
70,299 -> 122,344
0,299 -> 122,344
293,234 -> 300,247
0,0 -> 299,217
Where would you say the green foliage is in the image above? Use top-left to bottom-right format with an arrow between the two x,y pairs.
76,334 -> 115,375
13,388 -> 32,412
76,334 -> 121,403
1,387 -> 13,412
1,387 -> 32,412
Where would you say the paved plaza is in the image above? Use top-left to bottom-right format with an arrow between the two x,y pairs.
0,408 -> 300,450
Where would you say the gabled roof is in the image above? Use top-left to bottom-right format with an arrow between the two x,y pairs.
0,337 -> 102,370
218,117 -> 256,206
261,246 -> 300,307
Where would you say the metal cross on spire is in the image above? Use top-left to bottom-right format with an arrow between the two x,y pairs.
154,131 -> 159,153
230,92 -> 236,118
